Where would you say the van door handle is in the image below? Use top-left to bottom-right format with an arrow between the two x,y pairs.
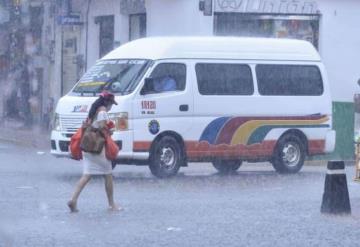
179,104 -> 189,112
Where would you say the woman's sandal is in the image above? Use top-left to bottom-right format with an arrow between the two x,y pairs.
67,200 -> 79,213
108,205 -> 123,212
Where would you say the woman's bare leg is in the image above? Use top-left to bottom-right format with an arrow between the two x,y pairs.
104,174 -> 120,210
68,174 -> 91,212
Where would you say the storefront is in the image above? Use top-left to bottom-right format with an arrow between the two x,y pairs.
213,0 -> 320,48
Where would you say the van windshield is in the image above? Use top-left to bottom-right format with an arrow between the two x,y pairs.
72,59 -> 149,95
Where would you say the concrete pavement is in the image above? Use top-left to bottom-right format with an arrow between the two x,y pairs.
0,119 -> 49,149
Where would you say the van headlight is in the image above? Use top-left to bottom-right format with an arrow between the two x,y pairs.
53,113 -> 61,131
108,112 -> 128,131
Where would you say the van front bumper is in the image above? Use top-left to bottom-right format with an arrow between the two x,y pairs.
50,130 -> 71,157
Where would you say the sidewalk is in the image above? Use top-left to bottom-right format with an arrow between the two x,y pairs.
0,119 -> 50,150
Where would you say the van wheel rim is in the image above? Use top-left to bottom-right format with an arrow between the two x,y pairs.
281,143 -> 300,167
160,147 -> 176,169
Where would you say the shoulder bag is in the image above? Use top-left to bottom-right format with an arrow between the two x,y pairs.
80,115 -> 106,154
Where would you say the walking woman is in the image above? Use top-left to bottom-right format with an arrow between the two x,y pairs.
67,91 -> 121,212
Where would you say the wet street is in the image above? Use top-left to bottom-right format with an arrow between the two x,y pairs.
1,140 -> 360,247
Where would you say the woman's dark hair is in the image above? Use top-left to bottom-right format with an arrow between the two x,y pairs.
88,96 -> 111,121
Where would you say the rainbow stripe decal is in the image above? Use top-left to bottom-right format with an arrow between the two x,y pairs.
199,115 -> 329,146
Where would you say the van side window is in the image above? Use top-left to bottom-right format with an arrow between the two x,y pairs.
149,63 -> 186,93
195,63 -> 253,95
256,65 -> 323,96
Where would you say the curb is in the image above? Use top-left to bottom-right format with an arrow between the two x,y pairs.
304,160 -> 327,166
305,159 -> 355,167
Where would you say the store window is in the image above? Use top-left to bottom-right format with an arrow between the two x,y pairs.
214,13 -> 319,49
97,15 -> 114,58
196,63 -> 253,95
129,14 -> 146,41
256,64 -> 323,96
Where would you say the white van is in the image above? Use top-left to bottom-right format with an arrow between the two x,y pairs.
51,37 -> 336,177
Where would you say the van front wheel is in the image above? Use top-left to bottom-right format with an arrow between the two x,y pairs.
149,136 -> 182,178
212,160 -> 242,174
271,134 -> 305,174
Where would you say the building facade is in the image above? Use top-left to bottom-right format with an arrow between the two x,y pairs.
52,0 -> 146,97
0,0 -> 52,127
0,0 -> 146,128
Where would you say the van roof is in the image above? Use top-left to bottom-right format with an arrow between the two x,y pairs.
102,36 -> 321,62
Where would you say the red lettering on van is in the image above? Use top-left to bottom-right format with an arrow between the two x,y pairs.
141,101 -> 156,110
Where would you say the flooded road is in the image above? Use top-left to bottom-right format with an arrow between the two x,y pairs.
1,140 -> 360,247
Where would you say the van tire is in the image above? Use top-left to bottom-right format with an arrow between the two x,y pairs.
271,134 -> 305,174
149,136 -> 182,178
212,160 -> 242,174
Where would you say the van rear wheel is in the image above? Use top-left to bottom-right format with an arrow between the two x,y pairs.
212,160 -> 242,174
271,134 -> 305,174
149,136 -> 183,178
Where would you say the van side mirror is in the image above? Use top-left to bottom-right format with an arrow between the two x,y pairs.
358,79 -> 360,87
141,77 -> 154,95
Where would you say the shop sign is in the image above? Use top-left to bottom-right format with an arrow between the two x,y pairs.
120,0 -> 146,15
57,15 -> 83,25
215,0 -> 318,14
